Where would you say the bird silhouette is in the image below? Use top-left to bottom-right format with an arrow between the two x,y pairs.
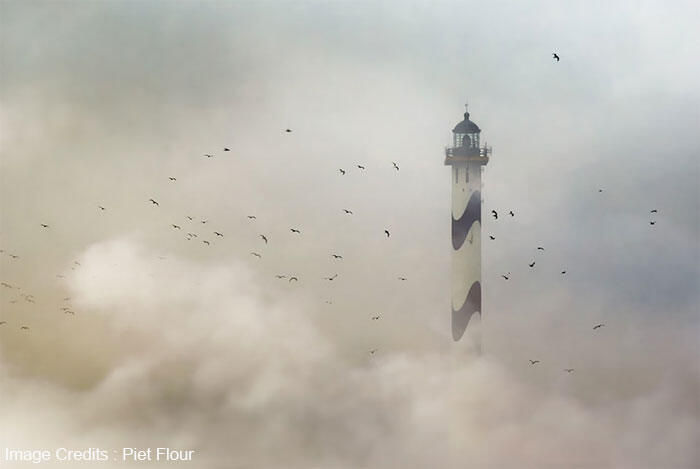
98,206 -> 106,211
202,240 -> 210,246
357,165 -> 365,170
323,274 -> 338,281
369,349 -> 378,355
552,52 -> 560,61
250,252 -> 261,258
168,177 -> 177,181
371,315 -> 380,320
392,162 -> 399,171
331,254 -> 343,259
537,247 -> 545,251
290,228 -> 301,234
489,235 -> 495,240
339,169 -> 346,175
9,255 -> 19,259
275,275 -> 286,279
398,277 -> 407,281
650,209 -> 658,213
529,360 -> 540,365
64,310 -> 75,315
186,216 -> 194,221
384,230 -> 390,237
247,215 -> 256,220
204,154 -> 213,158
201,220 -> 208,224
561,270 -> 567,274
593,324 -> 605,330
172,224 -> 181,229
149,199 -> 159,206
598,189 -> 603,193
650,221 -> 656,225
289,277 -> 298,282
491,210 -> 498,219
40,224 -> 49,228
20,326 -> 29,330
223,148 -> 230,151
260,235 -> 267,243
529,261 -> 536,268
187,233 -> 198,238
501,273 -> 510,280
564,368 -> 574,373
214,232 -> 223,237
509,211 -> 515,217
343,209 -> 353,214
285,129 -> 292,133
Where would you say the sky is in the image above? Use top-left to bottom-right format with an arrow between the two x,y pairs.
1,1 -> 699,468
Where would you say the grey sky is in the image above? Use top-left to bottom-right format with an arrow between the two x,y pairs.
1,1 -> 699,468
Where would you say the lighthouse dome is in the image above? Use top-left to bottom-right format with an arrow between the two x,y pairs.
452,112 -> 481,134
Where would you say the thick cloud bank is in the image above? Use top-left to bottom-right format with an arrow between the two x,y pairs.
1,238 -> 697,469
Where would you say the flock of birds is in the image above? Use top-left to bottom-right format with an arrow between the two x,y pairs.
1,52 -> 663,375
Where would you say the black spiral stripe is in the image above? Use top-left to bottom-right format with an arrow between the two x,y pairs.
452,191 -> 481,250
452,281 -> 481,341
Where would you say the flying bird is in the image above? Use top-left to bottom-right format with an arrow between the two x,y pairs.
331,254 -> 343,259
509,211 -> 515,217
289,277 -> 298,282
537,247 -> 545,251
168,177 -> 177,181
202,240 -> 210,246
552,52 -> 560,61
285,129 -> 292,133
343,209 -> 353,214
172,224 -> 181,229
392,162 -> 399,171
339,169 -> 346,175
598,189 -> 603,193
186,216 -> 194,221
528,261 -> 536,268
204,154 -> 213,158
650,209 -> 658,213
501,273 -> 510,280
357,165 -> 365,170
186,233 -> 197,238
275,275 -> 286,279
247,215 -> 256,220
561,270 -> 567,274
371,315 -> 380,320
369,349 -> 378,355
223,147 -> 230,151
98,206 -> 106,211
214,232 -> 224,237
149,199 -> 159,206
9,255 -> 19,259
260,235 -> 267,243
250,252 -> 261,258
40,224 -> 49,228
290,228 -> 301,234
384,230 -> 390,237
564,368 -> 575,373
20,326 -> 29,330
489,235 -> 495,240
398,277 -> 407,281
201,220 -> 208,224
64,310 -> 75,315
650,221 -> 656,225
323,274 -> 338,281
529,360 -> 540,365
593,323 -> 605,330
491,210 -> 498,219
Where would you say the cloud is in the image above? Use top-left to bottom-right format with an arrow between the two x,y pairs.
1,237 -> 698,468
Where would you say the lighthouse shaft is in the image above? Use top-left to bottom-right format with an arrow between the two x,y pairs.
445,109 -> 490,341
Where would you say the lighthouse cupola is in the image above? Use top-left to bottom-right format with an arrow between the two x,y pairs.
452,110 -> 481,151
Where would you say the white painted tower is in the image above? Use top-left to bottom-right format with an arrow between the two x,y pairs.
445,106 -> 491,342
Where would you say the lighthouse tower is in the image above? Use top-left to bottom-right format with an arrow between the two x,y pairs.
445,106 -> 491,342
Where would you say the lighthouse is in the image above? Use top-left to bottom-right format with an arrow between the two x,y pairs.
445,106 -> 491,342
